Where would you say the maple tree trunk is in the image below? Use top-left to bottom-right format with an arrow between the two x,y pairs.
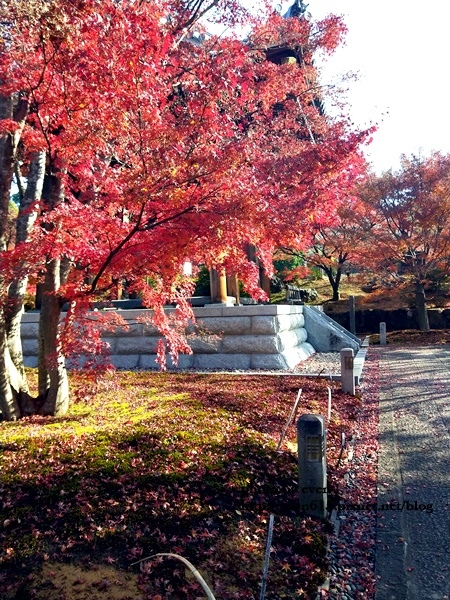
330,273 -> 341,302
34,158 -> 70,417
6,151 -> 44,384
0,93 -> 38,419
0,93 -> 25,420
37,259 -> 69,416
5,290 -> 28,384
0,93 -> 28,234
0,95 -> 14,235
322,266 -> 341,301
0,314 -> 22,420
415,279 -> 430,332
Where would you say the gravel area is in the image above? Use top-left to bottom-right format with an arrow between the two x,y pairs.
179,353 -> 343,376
292,352 -> 341,376
323,350 -> 379,599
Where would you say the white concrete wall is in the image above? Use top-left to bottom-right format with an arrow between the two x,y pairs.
21,305 -> 315,370
303,305 -> 360,353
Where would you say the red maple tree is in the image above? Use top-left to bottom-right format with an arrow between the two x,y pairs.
280,194 -> 372,301
358,152 -> 450,330
0,0 -> 367,419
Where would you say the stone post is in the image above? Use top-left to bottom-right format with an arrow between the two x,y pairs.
349,295 -> 356,334
327,387 -> 332,421
297,414 -> 327,519
340,347 -> 355,395
380,322 -> 387,346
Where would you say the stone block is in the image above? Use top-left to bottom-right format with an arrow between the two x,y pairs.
251,316 -> 277,335
19,305 -> 323,375
138,353 -> 195,370
281,343 -> 315,369
23,356 -> 38,368
277,330 -> 299,352
295,328 -> 308,344
138,355 -> 159,369
116,337 -> 159,354
222,306 -> 276,317
193,354 -> 251,370
192,306 -> 225,317
142,322 -> 160,335
196,305 -> 284,317
275,315 -> 289,332
166,354 -> 195,370
296,314 -> 306,328
21,322 -> 40,339
66,355 -> 90,369
196,316 -> 251,335
114,308 -> 157,321
110,354 -> 140,369
275,314 -> 293,332
22,339 -> 38,355
221,335 -> 278,354
102,337 -> 117,352
188,335 -> 222,353
109,323 -> 144,337
21,312 -> 40,323
274,305 -> 304,315
250,354 -> 288,370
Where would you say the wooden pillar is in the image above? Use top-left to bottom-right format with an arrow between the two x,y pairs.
218,270 -> 227,303
35,283 -> 44,310
117,279 -> 123,300
210,268 -> 228,303
247,243 -> 257,263
227,274 -> 240,305
260,270 -> 271,300
247,243 -> 271,302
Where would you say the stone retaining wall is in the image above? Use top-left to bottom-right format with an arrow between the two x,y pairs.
21,304 -> 359,371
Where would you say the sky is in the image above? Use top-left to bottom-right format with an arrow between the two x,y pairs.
307,0 -> 450,173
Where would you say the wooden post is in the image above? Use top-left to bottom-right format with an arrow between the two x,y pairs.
210,268 -> 228,303
227,274 -> 240,305
247,243 -> 271,301
260,270 -> 271,301
218,270 -> 227,303
349,295 -> 356,334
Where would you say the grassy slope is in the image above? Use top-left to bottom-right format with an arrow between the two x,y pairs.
275,274 -> 450,314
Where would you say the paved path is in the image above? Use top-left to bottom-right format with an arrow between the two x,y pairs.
375,346 -> 450,600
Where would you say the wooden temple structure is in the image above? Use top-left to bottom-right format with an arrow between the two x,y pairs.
209,245 -> 272,305
209,0 -> 313,305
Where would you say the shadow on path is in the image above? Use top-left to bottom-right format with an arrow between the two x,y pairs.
375,346 -> 450,600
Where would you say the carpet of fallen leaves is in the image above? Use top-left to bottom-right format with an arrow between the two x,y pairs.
370,328 -> 450,346
1,371 -> 366,599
